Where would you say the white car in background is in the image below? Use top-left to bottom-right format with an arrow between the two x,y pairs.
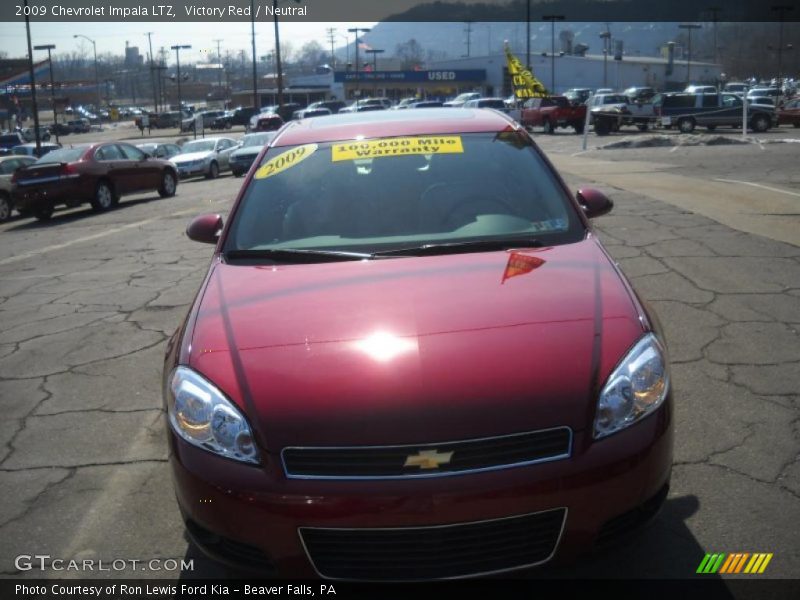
172,137 -> 239,180
443,92 -> 481,107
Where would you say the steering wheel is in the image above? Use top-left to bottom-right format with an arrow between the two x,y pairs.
422,182 -> 518,231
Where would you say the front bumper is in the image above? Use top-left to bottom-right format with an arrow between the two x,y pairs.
169,396 -> 673,579
174,163 -> 207,179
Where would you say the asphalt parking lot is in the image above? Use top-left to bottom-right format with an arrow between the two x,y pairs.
0,123 -> 798,580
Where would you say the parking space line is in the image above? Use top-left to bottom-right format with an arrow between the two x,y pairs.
0,208 -> 198,267
713,179 -> 800,198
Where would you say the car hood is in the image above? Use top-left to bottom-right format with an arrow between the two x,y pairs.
186,238 -> 645,450
173,151 -> 212,163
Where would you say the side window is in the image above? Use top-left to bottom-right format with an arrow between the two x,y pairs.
702,94 -> 719,108
0,160 -> 17,175
96,145 -> 124,161
118,144 -> 146,160
218,139 -> 232,151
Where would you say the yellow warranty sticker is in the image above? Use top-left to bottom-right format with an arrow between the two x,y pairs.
332,136 -> 463,162
254,143 -> 318,179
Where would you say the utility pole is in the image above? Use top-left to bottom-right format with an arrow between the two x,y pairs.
145,32 -> 157,111
273,0 -> 284,109
707,7 -> 721,66
326,27 -> 337,69
34,45 -> 59,144
464,21 -> 473,58
678,23 -> 702,84
23,0 -> 42,154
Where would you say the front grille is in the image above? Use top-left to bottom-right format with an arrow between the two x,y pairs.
300,508 -> 566,580
282,427 -> 572,479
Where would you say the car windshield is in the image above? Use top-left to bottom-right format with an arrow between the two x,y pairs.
224,131 -> 583,258
241,133 -> 275,147
180,140 -> 216,153
35,147 -> 86,164
601,95 -> 628,104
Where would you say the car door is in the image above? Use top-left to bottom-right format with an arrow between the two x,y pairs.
94,144 -> 130,194
215,139 -> 236,170
118,143 -> 160,192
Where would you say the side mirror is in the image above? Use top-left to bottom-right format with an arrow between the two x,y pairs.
576,188 -> 613,219
186,214 -> 223,244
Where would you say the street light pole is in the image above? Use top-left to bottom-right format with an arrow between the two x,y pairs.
348,27 -> 371,100
250,0 -> 258,110
23,0 -> 42,154
526,0 -> 531,70
678,23 -> 701,85
772,5 -> 794,95
273,0 -> 285,109
542,15 -> 564,94
599,29 -> 611,88
34,44 -> 59,145
365,48 -> 384,96
145,32 -> 158,111
74,35 -> 100,111
170,45 -> 191,113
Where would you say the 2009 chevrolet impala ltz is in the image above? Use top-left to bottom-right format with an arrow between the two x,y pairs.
164,108 -> 673,580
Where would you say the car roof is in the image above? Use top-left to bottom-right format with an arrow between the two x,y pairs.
273,108 -> 516,147
0,154 -> 34,162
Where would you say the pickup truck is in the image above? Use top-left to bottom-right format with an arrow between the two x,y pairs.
588,94 -> 657,131
520,95 -> 587,134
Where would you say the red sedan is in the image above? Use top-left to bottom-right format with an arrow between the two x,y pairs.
778,98 -> 800,127
166,109 -> 673,580
12,142 -> 178,220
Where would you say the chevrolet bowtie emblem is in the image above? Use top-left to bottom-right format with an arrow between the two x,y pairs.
404,449 -> 454,470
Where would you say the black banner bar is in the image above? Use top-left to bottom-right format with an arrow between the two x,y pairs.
2,0 -> 800,23
2,579 -> 800,600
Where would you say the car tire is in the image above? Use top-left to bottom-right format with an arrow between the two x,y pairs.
572,122 -> 584,134
594,119 -> 610,136
750,114 -> 770,133
206,161 -> 219,179
91,181 -> 115,212
543,119 -> 554,134
0,193 -> 11,223
34,206 -> 53,221
678,118 -> 695,134
158,170 -> 177,198
706,125 -> 717,132
637,122 -> 649,131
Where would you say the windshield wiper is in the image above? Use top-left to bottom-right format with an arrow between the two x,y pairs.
225,248 -> 372,263
371,237 -> 545,257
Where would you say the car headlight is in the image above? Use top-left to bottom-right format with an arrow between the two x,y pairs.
167,367 -> 259,464
593,333 -> 669,439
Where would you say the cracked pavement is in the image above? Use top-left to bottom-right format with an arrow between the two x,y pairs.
0,133 -> 798,580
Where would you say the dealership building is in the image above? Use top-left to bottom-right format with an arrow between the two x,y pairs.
283,52 -> 722,103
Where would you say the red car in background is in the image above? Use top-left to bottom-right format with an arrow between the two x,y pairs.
778,98 -> 800,127
12,142 -> 178,220
165,109 -> 673,580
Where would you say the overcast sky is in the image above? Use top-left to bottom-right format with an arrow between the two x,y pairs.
0,21 -> 377,64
